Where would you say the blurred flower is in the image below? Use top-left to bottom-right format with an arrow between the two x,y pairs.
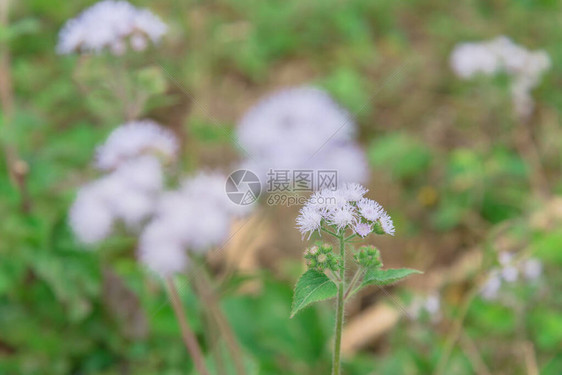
481,273 -> 502,300
57,0 -> 167,55
181,171 -> 253,217
450,42 -> 501,78
296,184 -> 394,238
95,120 -> 178,170
69,158 -> 163,244
450,36 -> 550,119
69,185 -> 114,245
138,171 -> 250,277
523,258 -> 543,281
409,293 -> 441,322
236,86 -> 368,188
480,253 -> 543,301
501,266 -> 519,283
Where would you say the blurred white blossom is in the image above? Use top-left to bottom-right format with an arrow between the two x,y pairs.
409,293 -> 441,322
57,0 -> 167,55
95,120 -> 178,170
138,171 -> 250,277
480,252 -> 543,301
451,36 -> 550,119
523,258 -> 543,281
69,158 -> 163,244
236,87 -> 368,188
481,273 -> 502,300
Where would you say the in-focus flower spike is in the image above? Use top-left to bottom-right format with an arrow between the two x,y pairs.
379,212 -> 395,236
328,204 -> 356,230
95,120 -> 178,170
57,0 -> 167,55
296,205 -> 323,238
340,183 -> 368,202
296,184 -> 394,238
357,198 -> 384,222
353,222 -> 372,238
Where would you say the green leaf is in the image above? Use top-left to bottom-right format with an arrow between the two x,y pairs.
361,268 -> 422,288
291,270 -> 337,318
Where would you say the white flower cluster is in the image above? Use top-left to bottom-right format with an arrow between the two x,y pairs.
138,171 -> 250,277
57,0 -> 167,55
409,293 -> 441,322
296,183 -> 394,238
69,121 -> 177,245
450,36 -> 551,118
236,87 -> 369,189
95,120 -> 178,170
480,252 -> 543,300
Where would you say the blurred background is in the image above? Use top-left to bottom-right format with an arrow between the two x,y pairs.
1,0 -> 561,374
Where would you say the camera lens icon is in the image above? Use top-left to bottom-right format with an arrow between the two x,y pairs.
226,170 -> 261,205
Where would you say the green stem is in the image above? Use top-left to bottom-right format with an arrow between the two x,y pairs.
344,268 -> 364,301
322,227 -> 339,237
332,235 -> 346,375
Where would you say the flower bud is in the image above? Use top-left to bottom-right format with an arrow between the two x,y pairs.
354,245 -> 383,269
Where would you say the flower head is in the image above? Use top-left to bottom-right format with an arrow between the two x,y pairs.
328,204 -> 356,230
451,36 -> 551,119
138,170 -> 244,277
296,184 -> 394,238
236,86 -> 368,188
296,205 -> 323,238
69,159 -> 162,244
57,0 -> 167,55
95,120 -> 178,170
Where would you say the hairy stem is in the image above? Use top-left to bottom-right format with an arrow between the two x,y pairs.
332,235 -> 346,375
165,278 -> 210,375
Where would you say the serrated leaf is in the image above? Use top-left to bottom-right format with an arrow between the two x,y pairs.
361,268 -> 422,288
291,270 -> 337,318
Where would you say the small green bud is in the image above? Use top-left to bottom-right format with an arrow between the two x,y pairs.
372,222 -> 385,235
354,245 -> 383,269
303,242 -> 341,272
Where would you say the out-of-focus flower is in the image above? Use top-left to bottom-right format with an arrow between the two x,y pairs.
70,121 -> 175,245
450,43 -> 501,78
501,266 -> 519,283
523,258 -> 543,281
57,0 -> 167,55
296,184 -> 394,238
69,159 -> 163,243
480,253 -> 543,301
69,185 -> 114,245
450,36 -> 550,119
236,87 -> 368,188
481,273 -> 502,300
138,171 -> 248,277
181,171 -> 253,217
409,293 -> 441,322
95,120 -> 178,170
